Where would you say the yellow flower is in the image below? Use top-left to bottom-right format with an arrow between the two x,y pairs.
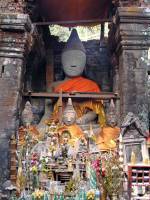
90,135 -> 96,142
31,166 -> 38,173
32,189 -> 44,198
87,190 -> 95,200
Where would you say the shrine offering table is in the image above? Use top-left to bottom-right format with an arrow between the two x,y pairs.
128,165 -> 150,199
23,92 -> 119,100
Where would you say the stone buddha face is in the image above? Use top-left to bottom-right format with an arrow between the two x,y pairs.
61,29 -> 86,78
106,113 -> 117,127
61,50 -> 86,77
63,108 -> 76,126
62,98 -> 77,126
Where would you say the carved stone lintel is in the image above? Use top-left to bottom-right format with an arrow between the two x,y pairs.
0,13 -> 32,31
121,112 -> 148,137
0,14 -> 33,59
119,0 -> 150,7
115,7 -> 150,52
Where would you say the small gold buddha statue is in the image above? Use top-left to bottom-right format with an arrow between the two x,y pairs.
131,151 -> 136,164
96,100 -> 120,151
58,98 -> 85,141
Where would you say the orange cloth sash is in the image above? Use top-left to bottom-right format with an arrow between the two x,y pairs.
54,76 -> 100,93
59,124 -> 84,139
53,100 -> 106,127
96,126 -> 120,150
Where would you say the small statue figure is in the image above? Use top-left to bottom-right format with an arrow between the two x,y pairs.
20,102 -> 41,145
21,101 -> 33,127
130,151 -> 136,164
62,98 -> 77,126
67,159 -> 73,171
96,100 -> 120,151
61,98 -> 85,139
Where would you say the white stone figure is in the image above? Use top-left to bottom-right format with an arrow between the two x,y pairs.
21,101 -> 33,127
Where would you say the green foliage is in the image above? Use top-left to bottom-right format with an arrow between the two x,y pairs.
54,193 -> 58,200
49,25 -> 101,42
100,153 -> 123,196
65,179 -> 76,193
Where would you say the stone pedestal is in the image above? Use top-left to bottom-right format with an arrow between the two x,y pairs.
110,7 -> 150,133
0,13 -> 32,187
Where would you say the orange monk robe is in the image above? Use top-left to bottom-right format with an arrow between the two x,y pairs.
53,76 -> 106,127
54,76 -> 100,93
96,126 -> 120,151
18,126 -> 42,146
58,124 -> 84,140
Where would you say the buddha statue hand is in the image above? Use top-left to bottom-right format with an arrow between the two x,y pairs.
76,111 -> 97,125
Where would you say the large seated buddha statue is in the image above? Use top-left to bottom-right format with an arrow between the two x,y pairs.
38,29 -> 106,136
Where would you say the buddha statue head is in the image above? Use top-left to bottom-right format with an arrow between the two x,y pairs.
61,29 -> 86,77
62,98 -> 77,125
106,99 -> 117,127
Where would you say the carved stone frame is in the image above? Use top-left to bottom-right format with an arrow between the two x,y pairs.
123,138 -> 148,167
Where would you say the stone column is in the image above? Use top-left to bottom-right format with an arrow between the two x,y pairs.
111,7 -> 150,133
112,57 -> 121,125
0,13 -> 32,187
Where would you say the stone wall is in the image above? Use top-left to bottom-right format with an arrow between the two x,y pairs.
0,0 -> 25,13
0,57 -> 23,184
85,39 -> 112,91
0,13 -> 32,187
0,0 -> 46,187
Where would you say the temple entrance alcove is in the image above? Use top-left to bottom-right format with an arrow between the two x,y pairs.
25,25 -> 114,127
23,25 -> 116,147
10,25 -> 122,200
